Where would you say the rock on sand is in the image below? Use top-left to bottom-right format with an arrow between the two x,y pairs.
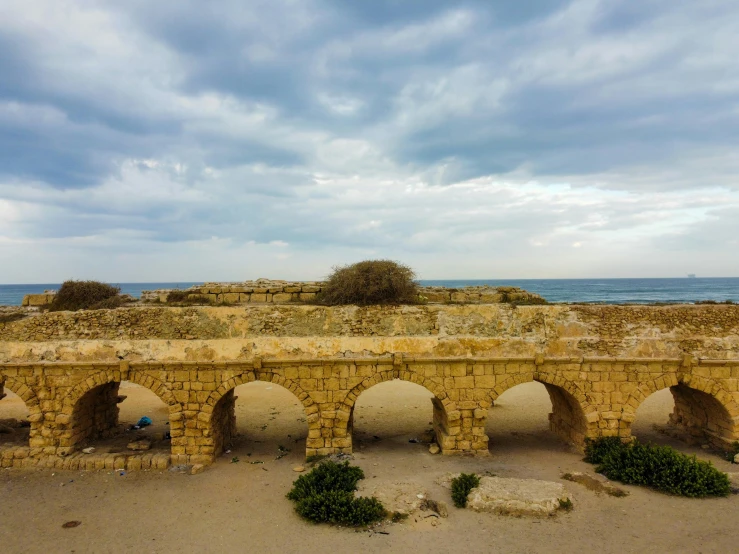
467,477 -> 570,517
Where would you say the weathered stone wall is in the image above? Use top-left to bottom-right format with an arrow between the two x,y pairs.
20,293 -> 56,307
3,304 -> 739,360
2,304 -> 739,470
141,280 -> 324,304
20,281 -> 544,307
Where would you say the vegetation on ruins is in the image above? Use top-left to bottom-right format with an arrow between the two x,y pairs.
48,280 -> 123,311
317,260 -> 420,306
725,441 -> 739,462
165,289 -> 212,305
584,437 -> 731,497
286,461 -> 386,526
451,473 -> 480,508
498,287 -> 549,306
0,312 -> 27,324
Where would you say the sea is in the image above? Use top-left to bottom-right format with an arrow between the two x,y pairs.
1,278 -> 738,306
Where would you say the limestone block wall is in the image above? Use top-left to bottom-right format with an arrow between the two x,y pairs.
20,282 -> 544,307
20,293 -> 55,307
141,282 -> 543,305
141,280 -> 324,304
69,381 -> 121,447
2,304 -> 739,470
2,355 -> 739,470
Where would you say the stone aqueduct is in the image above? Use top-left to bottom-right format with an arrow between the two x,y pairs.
1,302 -> 739,470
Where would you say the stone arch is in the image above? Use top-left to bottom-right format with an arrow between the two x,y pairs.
1,376 -> 43,422
624,373 -> 739,449
58,370 -> 181,455
203,370 -> 318,459
61,370 -> 179,414
489,371 -> 596,448
204,370 -> 316,413
341,369 -> 454,413
340,369 -> 458,454
0,376 -> 44,448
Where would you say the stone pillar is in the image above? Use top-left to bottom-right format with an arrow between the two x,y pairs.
446,400 -> 488,454
208,389 -> 236,460
543,383 -> 590,447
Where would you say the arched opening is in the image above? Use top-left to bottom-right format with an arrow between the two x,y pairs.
68,381 -> 172,458
0,384 -> 32,448
350,380 -> 437,453
487,380 -> 588,454
211,380 -> 308,463
632,384 -> 736,452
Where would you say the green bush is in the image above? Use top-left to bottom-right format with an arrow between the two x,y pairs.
286,461 -> 365,501
295,491 -> 386,526
317,260 -> 419,306
726,441 -> 739,463
585,437 -> 731,497
49,280 -> 121,312
286,461 -> 386,526
451,473 -> 480,508
584,436 -> 626,465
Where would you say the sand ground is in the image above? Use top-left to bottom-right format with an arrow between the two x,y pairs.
1,381 -> 738,554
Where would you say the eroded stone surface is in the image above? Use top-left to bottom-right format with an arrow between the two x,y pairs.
467,477 -> 570,517
356,481 -> 430,516
2,303 -> 739,469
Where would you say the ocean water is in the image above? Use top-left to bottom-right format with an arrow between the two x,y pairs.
0,282 -> 201,307
1,278 -> 738,306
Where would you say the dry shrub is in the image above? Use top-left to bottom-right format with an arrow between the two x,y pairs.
318,260 -> 419,306
88,296 -> 127,310
49,280 -> 121,312
166,289 -> 211,305
0,312 -> 27,324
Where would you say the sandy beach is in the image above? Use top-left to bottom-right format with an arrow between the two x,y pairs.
2,381 -> 737,554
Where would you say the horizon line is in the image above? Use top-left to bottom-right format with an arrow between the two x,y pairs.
3,276 -> 739,286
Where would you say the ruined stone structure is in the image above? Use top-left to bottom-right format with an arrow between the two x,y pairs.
24,280 -> 545,307
2,303 -> 739,470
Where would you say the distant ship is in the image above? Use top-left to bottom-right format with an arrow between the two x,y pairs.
687,274 -> 696,279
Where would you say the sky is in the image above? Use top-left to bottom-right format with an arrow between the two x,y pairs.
1,0 -> 738,283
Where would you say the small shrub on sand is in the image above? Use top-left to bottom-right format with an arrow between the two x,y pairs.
318,260 -> 419,306
583,437 -> 625,465
451,473 -> 480,508
584,437 -> 730,497
294,490 -> 386,526
49,280 -> 121,312
286,461 -> 386,526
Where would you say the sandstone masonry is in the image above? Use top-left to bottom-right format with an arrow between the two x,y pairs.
2,303 -> 739,470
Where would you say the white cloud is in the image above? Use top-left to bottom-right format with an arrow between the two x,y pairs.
1,0 -> 738,281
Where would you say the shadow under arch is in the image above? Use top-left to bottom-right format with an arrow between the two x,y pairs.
203,370 -> 318,458
59,370 -> 182,455
491,372 -> 596,449
339,370 -> 459,454
624,373 -> 739,450
0,377 -> 44,448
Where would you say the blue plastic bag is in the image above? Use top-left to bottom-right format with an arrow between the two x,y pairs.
136,416 -> 153,427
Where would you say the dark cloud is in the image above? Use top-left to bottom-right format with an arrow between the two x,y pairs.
1,0 -> 738,280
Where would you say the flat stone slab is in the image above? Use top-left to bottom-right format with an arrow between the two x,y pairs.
467,477 -> 570,517
357,481 -> 447,518
357,481 -> 429,516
